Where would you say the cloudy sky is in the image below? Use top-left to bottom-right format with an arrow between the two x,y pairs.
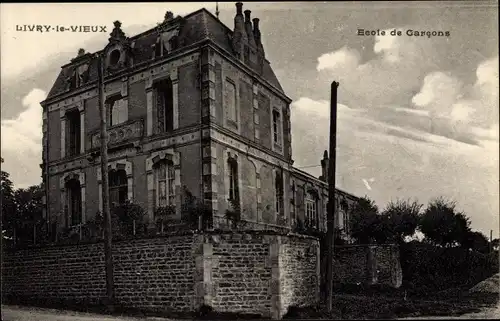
1,2 -> 498,236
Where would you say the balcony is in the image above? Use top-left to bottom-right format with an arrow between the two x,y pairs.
90,119 -> 144,149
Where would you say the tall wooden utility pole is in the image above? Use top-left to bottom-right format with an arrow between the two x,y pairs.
325,81 -> 339,312
97,53 -> 115,311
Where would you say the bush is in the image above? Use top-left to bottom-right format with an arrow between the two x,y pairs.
400,241 -> 499,295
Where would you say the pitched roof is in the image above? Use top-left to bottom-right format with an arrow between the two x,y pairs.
45,8 -> 284,101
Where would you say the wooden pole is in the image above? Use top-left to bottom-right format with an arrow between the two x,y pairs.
97,53 -> 115,311
325,81 -> 339,312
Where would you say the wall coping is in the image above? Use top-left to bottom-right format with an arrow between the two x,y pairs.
4,229 -> 319,252
335,244 -> 399,249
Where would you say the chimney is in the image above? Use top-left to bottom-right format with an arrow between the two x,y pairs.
320,150 -> 329,182
244,10 -> 257,48
232,2 -> 247,60
253,16 -> 265,73
236,1 -> 243,15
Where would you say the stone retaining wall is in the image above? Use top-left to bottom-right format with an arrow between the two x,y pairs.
2,231 -> 320,319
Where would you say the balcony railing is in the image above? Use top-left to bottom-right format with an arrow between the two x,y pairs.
90,118 -> 144,149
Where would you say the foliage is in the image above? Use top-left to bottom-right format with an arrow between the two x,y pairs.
492,238 -> 499,250
419,198 -> 471,247
379,199 -> 422,244
350,196 -> 381,244
111,200 -> 147,237
224,197 -> 247,229
400,240 -> 499,295
461,230 -> 490,254
181,186 -> 212,230
154,205 -> 176,233
1,158 -> 17,238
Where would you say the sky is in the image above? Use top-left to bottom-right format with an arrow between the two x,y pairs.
1,1 -> 498,237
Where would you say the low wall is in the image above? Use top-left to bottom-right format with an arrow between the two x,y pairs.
2,231 -> 320,319
332,244 -> 402,288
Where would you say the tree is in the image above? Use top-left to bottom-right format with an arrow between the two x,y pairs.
380,199 -> 422,244
419,198 -> 471,247
14,184 -> 44,223
462,230 -> 489,253
492,238 -> 499,251
1,158 -> 17,239
13,184 -> 45,244
350,196 -> 380,244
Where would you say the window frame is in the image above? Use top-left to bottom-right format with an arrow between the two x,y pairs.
154,160 -> 175,208
108,169 -> 128,208
66,109 -> 81,157
305,191 -> 318,229
275,169 -> 284,216
228,157 -> 239,203
153,78 -> 174,134
272,107 -> 283,150
224,78 -> 238,126
65,179 -> 82,227
107,95 -> 127,127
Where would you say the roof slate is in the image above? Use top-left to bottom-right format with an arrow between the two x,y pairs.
46,8 -> 284,101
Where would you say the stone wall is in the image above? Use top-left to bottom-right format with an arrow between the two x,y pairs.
331,244 -> 402,288
2,235 -> 198,312
2,231 -> 320,319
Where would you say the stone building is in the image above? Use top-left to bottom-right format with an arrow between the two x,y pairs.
40,2 -> 359,237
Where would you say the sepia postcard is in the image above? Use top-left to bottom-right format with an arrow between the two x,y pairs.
1,1 -> 499,320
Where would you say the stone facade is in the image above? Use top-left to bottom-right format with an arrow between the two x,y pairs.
331,244 -> 403,288
2,232 -> 320,319
40,2 -> 360,236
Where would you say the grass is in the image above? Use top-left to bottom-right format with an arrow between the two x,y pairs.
283,285 -> 498,320
3,286 -> 498,320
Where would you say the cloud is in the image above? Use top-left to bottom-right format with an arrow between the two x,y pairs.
315,25 -> 499,147
316,47 -> 360,71
1,88 -> 46,188
1,88 -> 46,153
290,96 -> 498,236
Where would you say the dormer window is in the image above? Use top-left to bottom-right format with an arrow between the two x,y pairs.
109,49 -> 121,66
154,27 -> 180,59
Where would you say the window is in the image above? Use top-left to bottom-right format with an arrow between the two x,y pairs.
273,109 -> 282,146
109,49 -> 121,66
224,79 -> 237,124
154,79 -> 174,134
155,28 -> 179,58
66,179 -> 82,226
305,191 -> 318,228
66,109 -> 81,157
109,169 -> 128,208
340,200 -> 349,234
107,95 -> 127,126
275,169 -> 284,215
228,157 -> 239,202
154,161 -> 175,207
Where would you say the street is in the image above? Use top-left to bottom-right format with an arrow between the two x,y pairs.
1,305 -> 176,321
2,303 -> 499,320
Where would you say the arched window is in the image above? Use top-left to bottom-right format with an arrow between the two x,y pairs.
305,190 -> 318,228
109,169 -> 128,207
228,157 -> 239,202
154,78 -> 174,134
65,179 -> 82,226
154,160 -> 175,207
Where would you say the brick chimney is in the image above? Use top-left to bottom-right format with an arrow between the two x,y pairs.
252,17 -> 265,56
244,10 -> 257,48
232,2 -> 247,60
320,150 -> 329,182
